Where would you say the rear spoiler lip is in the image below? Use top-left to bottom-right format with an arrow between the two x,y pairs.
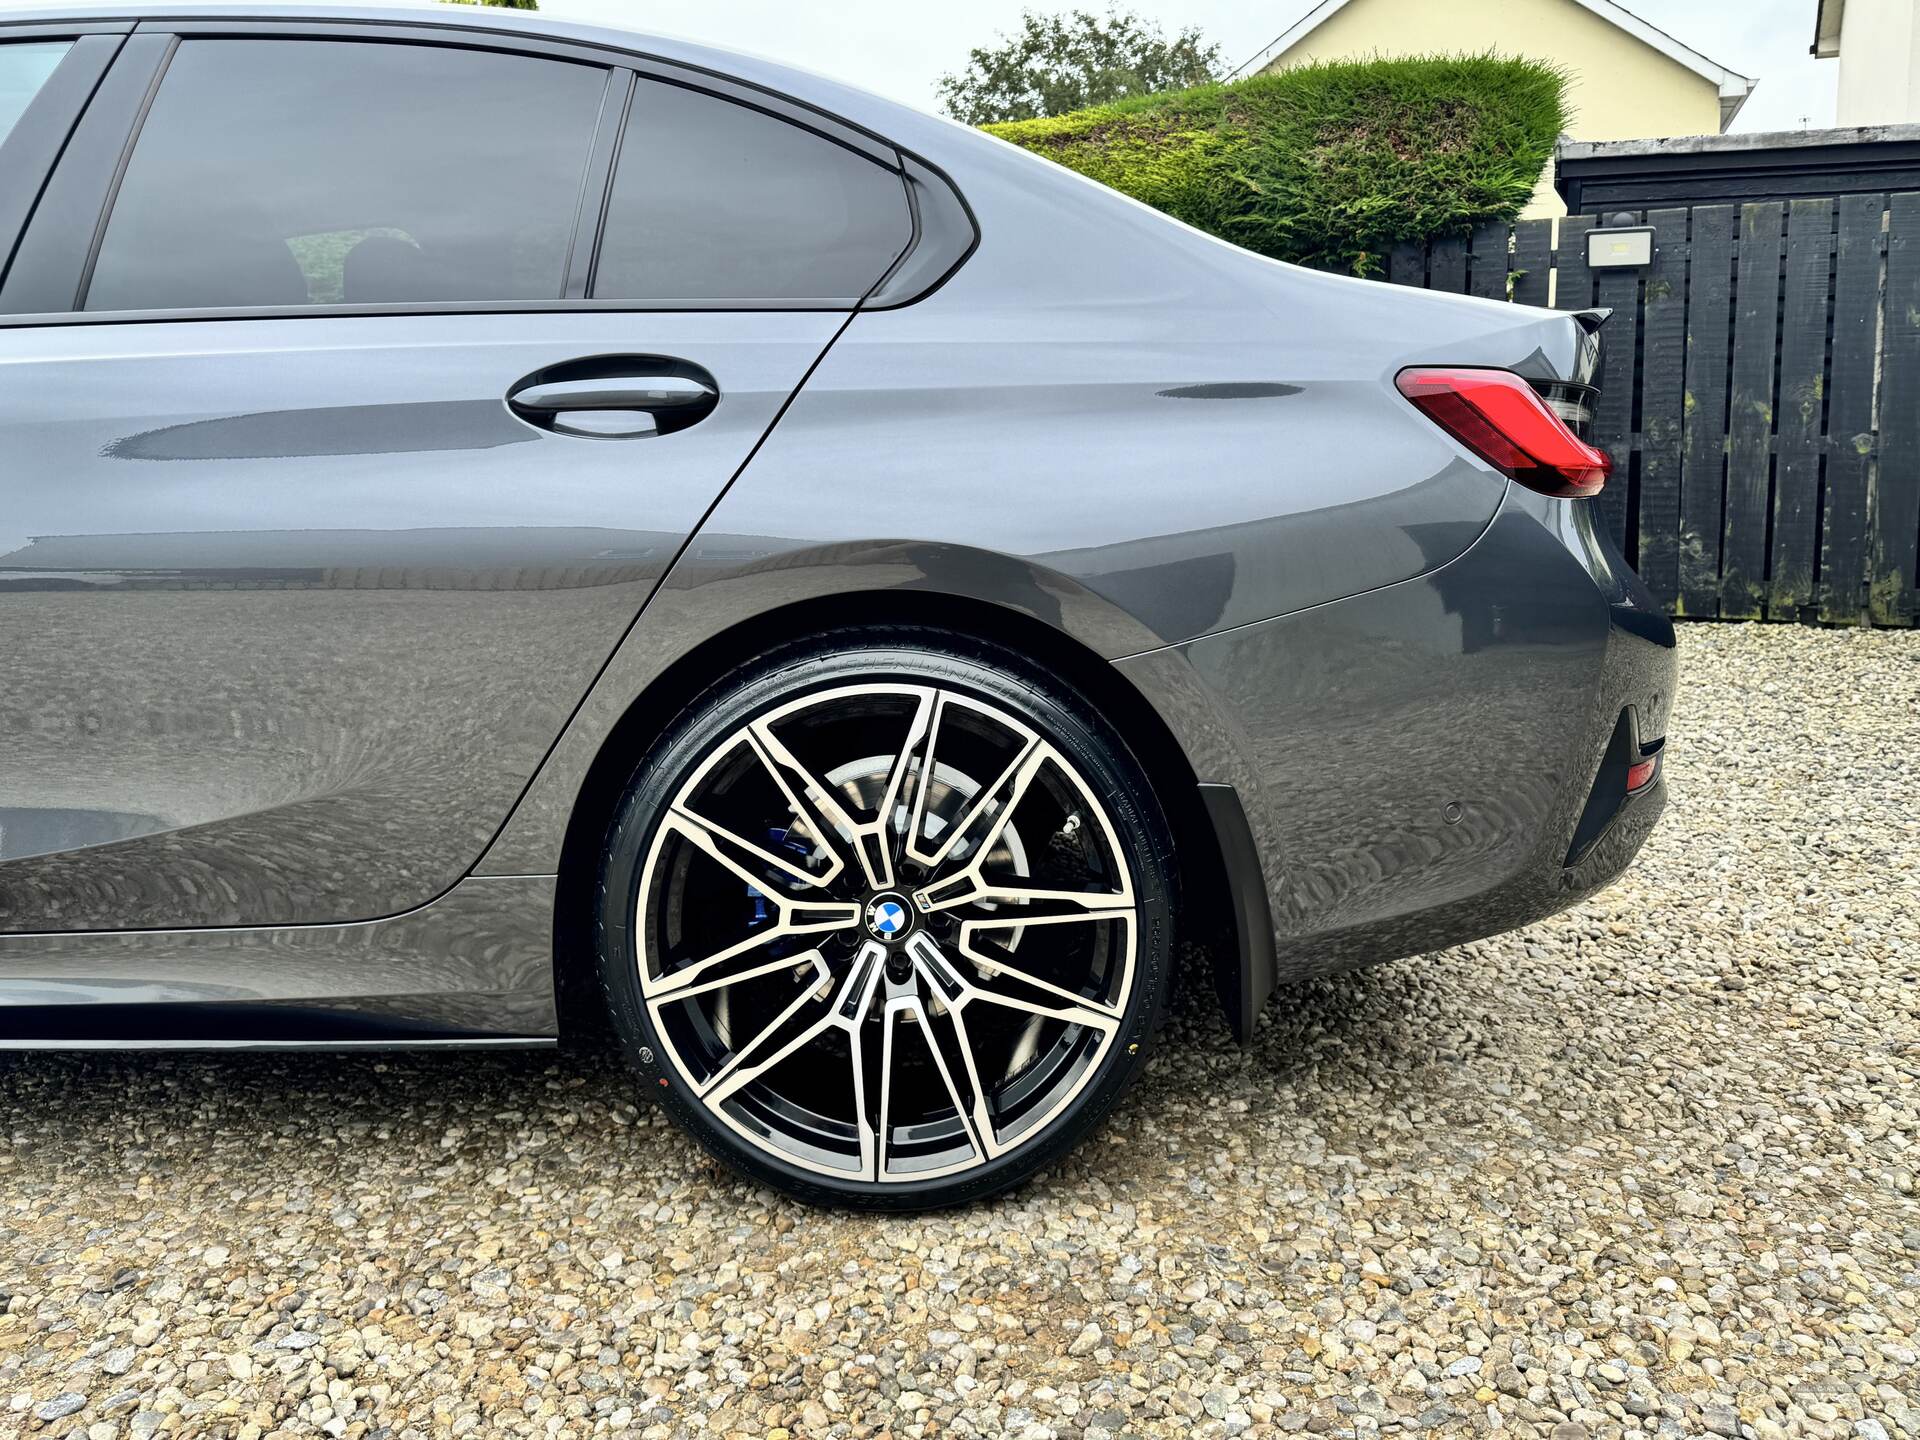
1567,308 -> 1610,388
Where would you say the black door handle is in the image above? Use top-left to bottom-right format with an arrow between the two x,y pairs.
507,357 -> 719,439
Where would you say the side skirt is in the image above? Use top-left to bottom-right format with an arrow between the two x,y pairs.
0,1034 -> 557,1052
0,874 -> 558,1048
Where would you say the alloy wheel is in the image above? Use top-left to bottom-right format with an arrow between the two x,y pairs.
632,681 -> 1140,1185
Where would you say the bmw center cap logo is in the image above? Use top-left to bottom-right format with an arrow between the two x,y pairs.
865,893 -> 913,941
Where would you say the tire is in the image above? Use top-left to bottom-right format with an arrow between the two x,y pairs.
595,627 -> 1177,1210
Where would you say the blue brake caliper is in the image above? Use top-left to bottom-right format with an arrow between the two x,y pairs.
746,826 -> 814,923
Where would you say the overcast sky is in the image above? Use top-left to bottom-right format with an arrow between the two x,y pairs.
541,0 -> 1835,134
2,0 -> 1837,133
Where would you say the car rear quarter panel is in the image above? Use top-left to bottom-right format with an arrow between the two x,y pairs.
476,108 -> 1600,879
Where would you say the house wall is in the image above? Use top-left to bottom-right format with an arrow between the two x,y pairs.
1260,0 -> 1725,216
1834,0 -> 1920,125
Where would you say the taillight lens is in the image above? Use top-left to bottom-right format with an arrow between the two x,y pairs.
1395,366 -> 1611,498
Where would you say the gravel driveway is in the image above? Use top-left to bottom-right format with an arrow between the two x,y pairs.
2,624 -> 1915,1440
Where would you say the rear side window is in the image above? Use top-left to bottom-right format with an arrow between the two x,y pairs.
0,41 -> 70,146
85,40 -> 606,312
593,79 -> 911,303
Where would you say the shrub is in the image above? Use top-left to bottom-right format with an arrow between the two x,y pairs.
984,54 -> 1567,277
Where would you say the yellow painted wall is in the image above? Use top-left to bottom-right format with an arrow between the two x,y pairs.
1260,0 -> 1725,216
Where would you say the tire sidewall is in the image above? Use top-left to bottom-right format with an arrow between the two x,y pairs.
596,631 -> 1175,1210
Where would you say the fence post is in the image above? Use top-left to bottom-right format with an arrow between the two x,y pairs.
1591,215 -> 1641,554
1387,241 -> 1425,287
1510,218 -> 1552,308
1427,234 -> 1468,294
1635,208 -> 1690,612
1679,205 -> 1737,618
1770,199 -> 1835,619
1468,221 -> 1508,300
1873,192 -> 1920,625
1721,203 -> 1784,620
1820,194 -> 1885,625
1555,215 -> 1596,311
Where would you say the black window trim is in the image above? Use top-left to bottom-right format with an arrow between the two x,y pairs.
0,15 -> 977,328
70,29 -> 174,311
0,27 -> 171,315
0,31 -> 126,281
135,17 -> 904,169
565,67 -> 633,303
0,20 -> 136,37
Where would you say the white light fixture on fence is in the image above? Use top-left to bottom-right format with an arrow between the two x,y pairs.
1587,225 -> 1654,269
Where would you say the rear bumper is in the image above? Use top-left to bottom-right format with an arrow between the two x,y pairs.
1119,483 -> 1676,1010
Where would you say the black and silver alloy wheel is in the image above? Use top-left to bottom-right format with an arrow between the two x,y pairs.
596,631 -> 1175,1209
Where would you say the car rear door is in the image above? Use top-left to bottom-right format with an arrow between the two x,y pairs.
0,20 -> 915,933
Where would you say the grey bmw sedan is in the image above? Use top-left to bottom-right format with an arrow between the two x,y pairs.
0,5 -> 1673,1207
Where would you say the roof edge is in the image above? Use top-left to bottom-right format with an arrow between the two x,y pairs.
1813,0 -> 1845,57
1558,120 -> 1920,160
1233,0 -> 1755,96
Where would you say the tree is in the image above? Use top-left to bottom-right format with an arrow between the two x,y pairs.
440,0 -> 540,9
938,9 -> 1221,126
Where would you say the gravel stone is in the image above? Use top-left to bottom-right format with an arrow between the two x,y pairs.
35,1392 -> 86,1421
0,624 -> 1913,1440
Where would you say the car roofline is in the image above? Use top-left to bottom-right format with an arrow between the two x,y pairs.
0,2 -> 962,153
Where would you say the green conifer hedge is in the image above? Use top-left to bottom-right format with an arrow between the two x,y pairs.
985,55 -> 1568,276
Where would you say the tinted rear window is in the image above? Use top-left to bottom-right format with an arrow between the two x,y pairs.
593,79 -> 911,303
86,40 -> 606,312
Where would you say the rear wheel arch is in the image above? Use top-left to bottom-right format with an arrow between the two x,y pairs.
548,589 -> 1243,1044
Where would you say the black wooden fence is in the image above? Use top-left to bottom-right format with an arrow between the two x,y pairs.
1382,197 -> 1920,626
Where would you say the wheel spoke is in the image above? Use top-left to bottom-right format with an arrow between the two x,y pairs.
906,727 -> 1039,871
905,935 -> 1003,1159
667,804 -> 833,896
705,942 -> 883,1108
844,968 -> 883,1179
643,864 -> 859,999
920,929 -> 1120,1024
878,965 -> 986,1181
680,951 -> 832,1098
854,687 -> 936,889
954,915 -> 1132,1019
918,873 -> 1135,918
651,947 -> 822,1004
745,724 -> 869,884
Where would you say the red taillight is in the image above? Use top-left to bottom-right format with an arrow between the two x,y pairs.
1626,756 -> 1659,792
1395,367 -> 1611,498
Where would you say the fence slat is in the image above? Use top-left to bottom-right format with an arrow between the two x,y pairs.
1428,234 -> 1468,294
1680,205 -> 1737,617
1770,198 -> 1835,619
1721,203 -> 1784,619
1635,208 -> 1691,610
1469,220 -> 1508,300
1388,241 -> 1425,287
1820,193 -> 1884,624
1511,218 -> 1552,308
1872,191 -> 1920,625
1592,241 -> 1641,554
1556,215 -> 1596,311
